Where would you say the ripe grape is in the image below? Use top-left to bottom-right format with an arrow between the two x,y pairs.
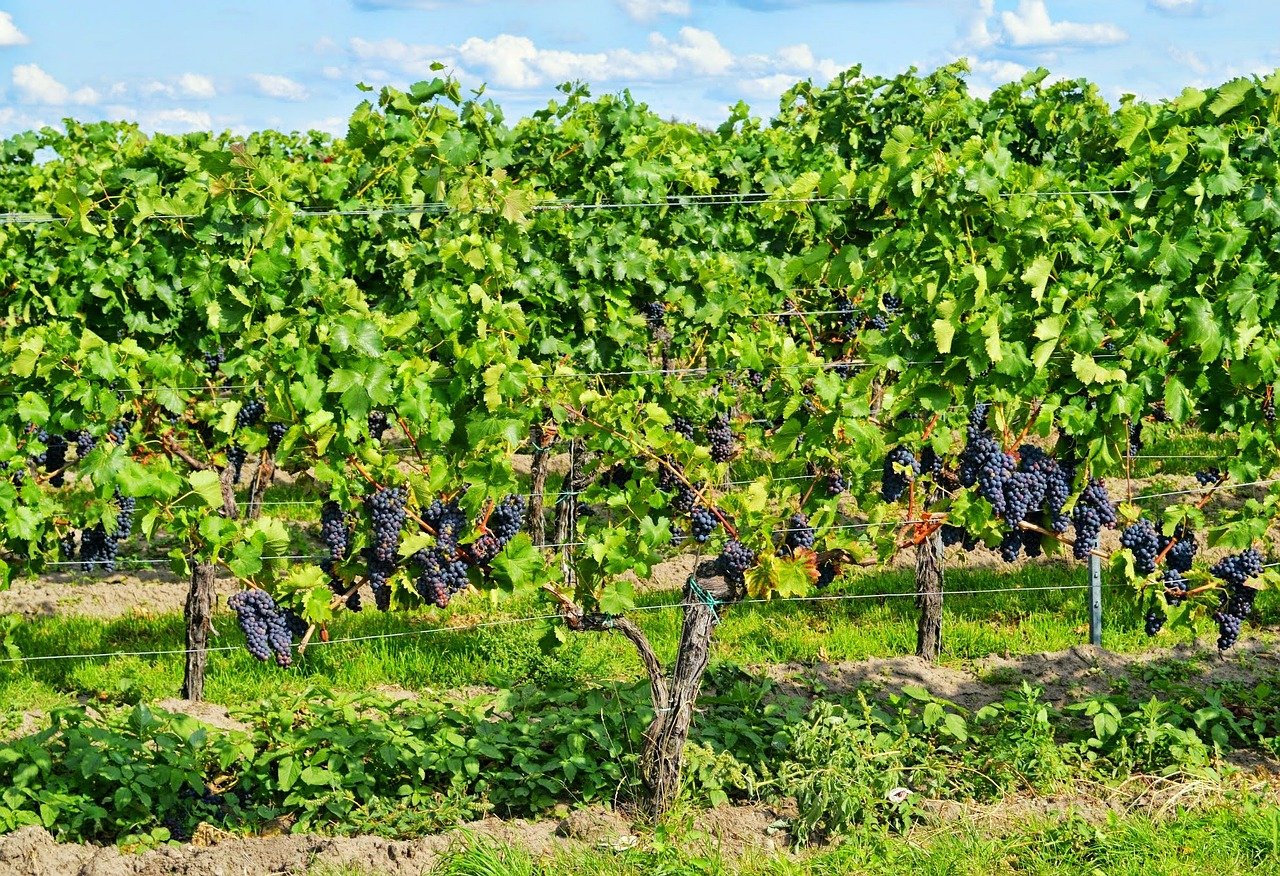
79,490 -> 134,573
690,505 -> 719,542
641,301 -> 665,332
1125,420 -> 1143,460
267,423 -> 286,452
1071,479 -> 1116,560
1144,608 -> 1165,636
72,430 -> 96,459
1266,393 -> 1276,422
235,396 -> 265,430
203,347 -> 225,375
1195,469 -> 1222,486
423,497 -> 468,553
107,412 -> 135,445
320,501 -> 359,610
228,589 -> 300,666
367,486 -> 407,564
672,416 -> 695,441
707,415 -> 736,463
489,494 -> 526,547
881,293 -> 903,315
35,431 -> 68,487
881,447 -> 919,503
783,512 -> 815,554
1120,518 -> 1160,575
226,444 -> 247,484
413,547 -> 470,607
1211,548 -> 1264,650
1162,569 -> 1188,606
717,539 -> 756,595
368,410 -> 389,441
826,470 -> 848,496
816,560 -> 837,589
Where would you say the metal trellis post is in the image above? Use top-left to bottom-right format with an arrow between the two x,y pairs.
1088,554 -> 1103,647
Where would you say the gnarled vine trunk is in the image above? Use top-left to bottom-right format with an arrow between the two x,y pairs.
580,562 -> 727,817
915,527 -> 944,661
181,561 -> 217,702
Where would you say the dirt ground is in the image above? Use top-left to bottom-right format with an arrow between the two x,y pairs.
0,804 -> 788,876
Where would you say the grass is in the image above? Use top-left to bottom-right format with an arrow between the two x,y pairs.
1,559 -> 1275,713
303,802 -> 1280,875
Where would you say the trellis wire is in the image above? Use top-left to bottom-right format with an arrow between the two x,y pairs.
0,580 -> 1113,666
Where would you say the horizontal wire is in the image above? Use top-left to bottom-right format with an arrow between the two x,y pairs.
1129,476 -> 1280,503
0,187 -> 1147,228
0,580 -> 1113,665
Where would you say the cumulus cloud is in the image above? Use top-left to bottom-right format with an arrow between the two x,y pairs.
178,73 -> 217,99
0,12 -> 28,46
616,0 -> 691,22
357,26 -> 836,95
11,64 -> 99,105
1169,46 -> 1208,75
1000,0 -> 1126,48
251,73 -> 308,101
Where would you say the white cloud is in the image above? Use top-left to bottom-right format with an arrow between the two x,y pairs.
11,64 -> 98,105
960,0 -> 997,51
0,12 -> 29,47
178,73 -> 217,99
140,107 -> 214,132
1149,0 -> 1201,12
965,58 -> 1031,96
251,73 -> 308,101
652,28 -> 734,75
616,0 -> 691,22
1000,0 -> 1126,48
1169,46 -> 1208,75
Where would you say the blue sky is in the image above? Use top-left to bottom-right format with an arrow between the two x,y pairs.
1,1 -> 1278,137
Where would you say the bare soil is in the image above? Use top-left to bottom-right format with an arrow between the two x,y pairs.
762,637 -> 1280,717
0,803 -> 790,876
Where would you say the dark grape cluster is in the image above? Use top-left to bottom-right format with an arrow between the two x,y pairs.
320,501 -> 359,611
203,347 -> 225,374
35,431 -> 68,487
672,415 -> 695,441
1161,525 -> 1197,573
671,483 -> 697,514
368,409 -> 389,441
235,396 -> 265,430
690,505 -> 719,542
267,423 -> 286,452
1195,469 -> 1222,486
816,560 -> 838,589
1144,607 -> 1165,636
108,412 -> 136,445
782,512 -> 815,554
941,524 -> 976,549
746,370 -> 765,391
366,486 -> 407,611
641,301 -> 665,332
424,497 -> 468,553
881,293 -> 903,315
1265,393 -> 1276,422
657,457 -> 680,492
367,487 -> 407,563
72,430 -> 96,459
1019,446 -> 1072,533
59,532 -> 77,560
1211,548 -> 1263,650
1162,568 -> 1189,606
707,415 -> 736,462
880,447 -> 919,503
79,490 -> 135,573
226,444 -> 247,484
920,446 -> 944,479
1120,518 -> 1160,575
1071,479 -> 1117,560
826,469 -> 848,496
957,413 -> 1015,517
413,547 -> 470,607
489,494 -> 526,546
1125,420 -> 1143,460
717,539 -> 756,594
228,589 -> 301,666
